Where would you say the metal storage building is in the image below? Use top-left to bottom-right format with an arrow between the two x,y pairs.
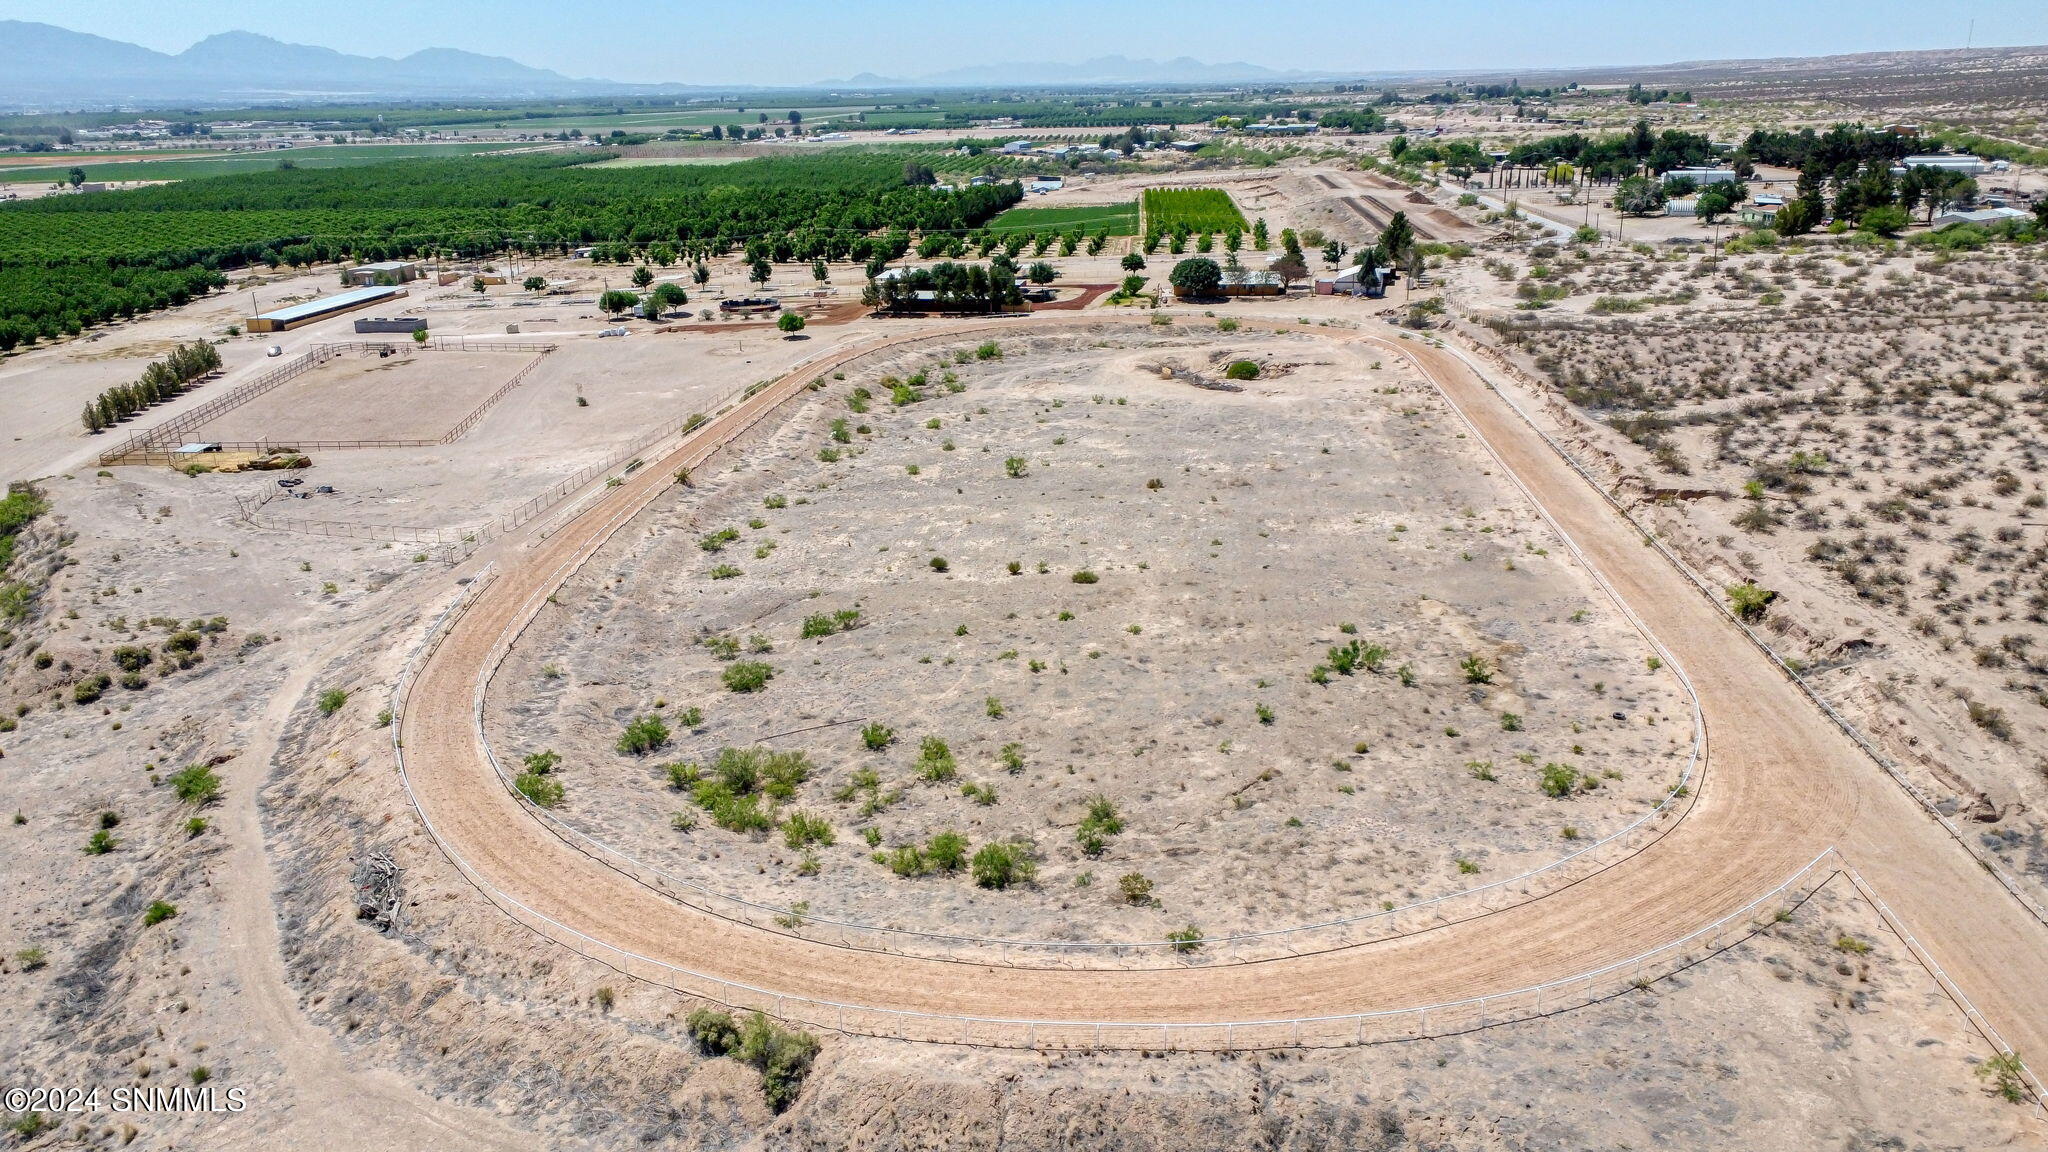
246,286 -> 408,333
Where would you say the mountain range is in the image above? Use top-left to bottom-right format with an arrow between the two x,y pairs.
6,20 -> 2045,109
0,21 -> 613,105
0,22 -> 1333,107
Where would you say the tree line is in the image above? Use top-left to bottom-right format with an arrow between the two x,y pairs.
79,340 -> 221,433
0,151 -> 1023,350
863,260 -> 1025,314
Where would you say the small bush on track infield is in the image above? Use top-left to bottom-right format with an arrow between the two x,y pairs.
617,715 -> 671,755
515,771 -> 565,808
722,661 -> 775,692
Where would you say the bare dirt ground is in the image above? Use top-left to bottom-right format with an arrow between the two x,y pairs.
7,129 -> 2048,1146
194,349 -> 528,443
487,328 -> 1690,948
4,295 -> 2045,1151
1444,226 -> 2048,916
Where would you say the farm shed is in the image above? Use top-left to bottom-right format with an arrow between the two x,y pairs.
246,286 -> 408,333
344,260 -> 422,286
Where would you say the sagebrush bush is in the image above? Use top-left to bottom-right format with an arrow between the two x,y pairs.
722,661 -> 774,692
617,714 -> 671,755
516,771 -> 565,808
167,764 -> 220,805
971,840 -> 1035,889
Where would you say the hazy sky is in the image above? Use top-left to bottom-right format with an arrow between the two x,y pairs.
5,0 -> 2045,85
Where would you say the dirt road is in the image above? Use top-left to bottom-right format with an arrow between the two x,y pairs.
393,314 -> 2048,1058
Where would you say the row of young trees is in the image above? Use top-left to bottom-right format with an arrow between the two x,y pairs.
79,340 -> 221,433
1162,211 -> 1414,298
863,261 -> 1025,314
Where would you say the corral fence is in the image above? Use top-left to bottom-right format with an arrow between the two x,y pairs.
97,339 -> 557,466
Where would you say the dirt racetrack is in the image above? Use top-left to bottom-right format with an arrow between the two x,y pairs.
392,313 -> 2048,1058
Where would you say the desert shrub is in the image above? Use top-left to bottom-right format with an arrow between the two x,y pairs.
1070,569 -> 1099,584
167,764 -> 221,805
73,674 -> 111,704
860,722 -> 895,750
699,527 -> 740,552
722,661 -> 774,692
688,1008 -> 743,1055
1224,360 -> 1260,380
915,737 -> 957,782
523,749 -> 561,775
1327,638 -> 1388,676
693,783 -> 771,833
975,341 -> 1003,360
1165,925 -> 1203,953
1119,872 -> 1154,905
926,830 -> 970,872
1978,1053 -> 2029,1104
971,840 -> 1035,889
317,688 -> 347,715
1726,581 -> 1776,622
736,1011 -> 820,1112
928,556 -> 949,572
1076,795 -> 1124,856
85,829 -> 116,855
802,610 -> 862,639
515,771 -> 565,808
984,696 -> 1004,718
783,811 -> 835,849
1459,654 -> 1494,684
710,746 -> 811,799
1539,762 -> 1582,798
709,563 -> 744,579
999,742 -> 1025,772
880,844 -> 927,876
1968,700 -> 2013,741
112,645 -> 152,672
1004,456 -> 1029,478
618,714 -> 671,755
142,901 -> 177,926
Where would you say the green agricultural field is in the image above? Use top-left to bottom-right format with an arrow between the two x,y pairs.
1142,187 -> 1248,235
430,106 -> 874,134
584,154 -> 755,168
0,141 -> 548,186
986,202 -> 1139,236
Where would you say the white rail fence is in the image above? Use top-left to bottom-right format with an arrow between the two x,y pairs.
1432,337 -> 2048,933
374,319 -> 2036,1070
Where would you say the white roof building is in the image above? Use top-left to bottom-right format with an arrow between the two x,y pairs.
1662,167 -> 1740,185
1932,206 -> 2029,229
1894,154 -> 1987,176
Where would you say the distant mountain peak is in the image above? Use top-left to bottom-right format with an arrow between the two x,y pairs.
0,19 -> 602,105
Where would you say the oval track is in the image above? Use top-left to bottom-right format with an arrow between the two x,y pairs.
395,314 -> 2048,1053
